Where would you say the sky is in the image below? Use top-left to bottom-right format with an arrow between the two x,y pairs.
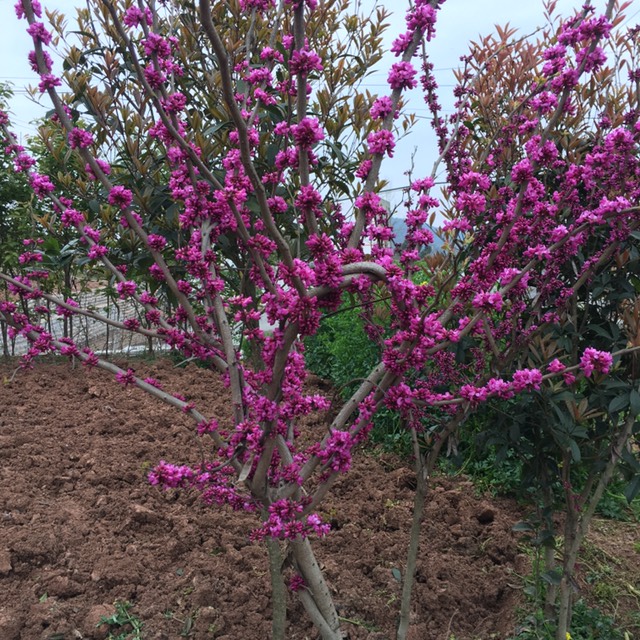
1,0 -> 633,207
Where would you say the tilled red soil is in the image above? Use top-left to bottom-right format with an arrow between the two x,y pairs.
0,359 -> 529,639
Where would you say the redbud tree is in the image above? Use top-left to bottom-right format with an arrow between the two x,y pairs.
1,0 -> 639,638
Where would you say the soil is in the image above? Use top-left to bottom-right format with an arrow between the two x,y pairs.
0,359 -> 635,640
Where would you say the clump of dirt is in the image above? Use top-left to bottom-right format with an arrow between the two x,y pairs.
0,358 -> 530,639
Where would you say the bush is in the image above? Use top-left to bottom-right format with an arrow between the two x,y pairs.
305,305 -> 411,454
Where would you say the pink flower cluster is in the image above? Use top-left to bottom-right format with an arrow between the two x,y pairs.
388,61 -> 417,91
579,348 -> 613,378
252,500 -> 331,541
68,127 -> 94,149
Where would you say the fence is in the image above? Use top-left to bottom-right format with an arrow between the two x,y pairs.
1,290 -> 168,358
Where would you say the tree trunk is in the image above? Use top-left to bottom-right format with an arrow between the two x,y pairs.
290,537 -> 343,639
555,413 -> 635,640
265,536 -> 287,640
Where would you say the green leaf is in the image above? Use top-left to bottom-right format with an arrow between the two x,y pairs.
41,236 -> 60,253
609,394 -> 630,414
568,439 -> 581,463
630,389 -> 640,417
391,567 -> 402,582
553,390 -> 575,403
541,569 -> 563,585
512,521 -> 535,532
620,447 -> 640,472
624,475 -> 640,504
587,323 -> 613,339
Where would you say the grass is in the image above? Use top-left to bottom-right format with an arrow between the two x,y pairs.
99,601 -> 144,640
508,524 -> 640,640
509,600 -> 625,640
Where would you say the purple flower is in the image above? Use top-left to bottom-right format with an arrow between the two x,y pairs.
288,574 -> 306,592
289,48 -> 323,76
108,186 -> 133,209
291,117 -> 324,150
142,33 -> 172,58
512,368 -> 543,392
388,61 -> 417,91
116,280 -> 137,299
68,127 -> 94,149
61,208 -> 84,227
406,5 -> 437,39
15,0 -> 42,18
18,251 -> 42,265
147,234 -> 167,251
116,368 -> 137,386
28,49 -> 52,72
239,0 -> 276,12
370,96 -> 394,120
391,32 -> 412,55
295,185 -> 322,212
14,153 -> 36,172
579,348 -> 613,378
460,384 -> 489,405
472,292 -> 503,312
161,92 -> 187,114
26,22 -> 51,45
123,6 -> 151,27
547,359 -> 566,374
29,173 -> 55,198
355,160 -> 372,180
85,159 -> 111,180
87,245 -> 109,260
38,74 -> 61,93
143,64 -> 166,88
511,158 -> 533,184
367,130 -> 395,157
486,378 -> 514,399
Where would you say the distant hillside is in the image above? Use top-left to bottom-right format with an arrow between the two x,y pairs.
391,217 -> 445,253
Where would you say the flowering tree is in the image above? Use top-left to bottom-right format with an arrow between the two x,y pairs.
1,0 -> 639,638
436,9 -> 640,636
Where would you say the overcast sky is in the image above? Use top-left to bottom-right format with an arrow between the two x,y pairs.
1,0 -> 633,206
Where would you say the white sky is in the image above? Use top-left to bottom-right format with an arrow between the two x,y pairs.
1,0 -> 631,206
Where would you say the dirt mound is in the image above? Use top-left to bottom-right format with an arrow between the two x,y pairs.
0,359 -> 527,639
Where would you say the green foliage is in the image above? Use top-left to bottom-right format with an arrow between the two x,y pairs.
584,474 -> 640,523
305,303 -> 411,454
368,405 -> 411,454
305,305 -> 380,395
442,443 -> 524,497
444,403 -> 639,521
0,84 -> 40,276
99,601 -> 144,640
510,600 -> 624,640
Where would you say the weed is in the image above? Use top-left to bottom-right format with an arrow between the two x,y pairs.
440,445 -> 523,497
337,615 -> 381,632
99,601 -> 144,640
593,481 -> 640,522
509,600 -> 624,639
